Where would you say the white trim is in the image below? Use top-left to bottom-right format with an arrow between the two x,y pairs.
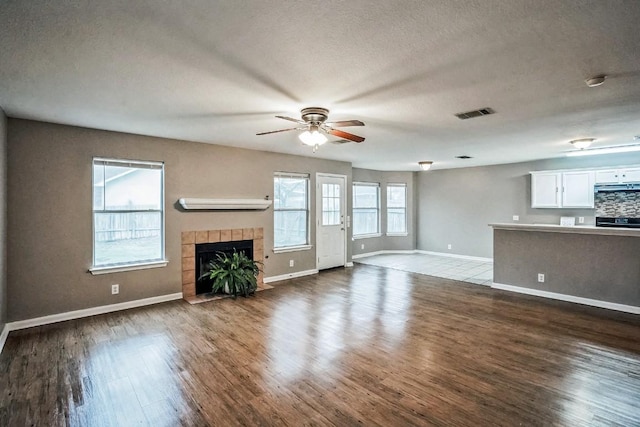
5,293 -> 183,332
353,250 -> 415,259
491,283 -> 640,315
345,262 -> 354,267
415,250 -> 493,263
386,233 -> 409,237
353,233 -> 382,240
89,260 -> 169,275
273,244 -> 313,254
264,269 -> 318,284
0,324 -> 9,355
178,198 -> 272,210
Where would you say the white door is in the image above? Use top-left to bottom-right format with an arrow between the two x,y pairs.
531,172 -> 561,208
621,168 -> 640,182
316,174 -> 346,270
562,171 -> 594,208
595,170 -> 621,184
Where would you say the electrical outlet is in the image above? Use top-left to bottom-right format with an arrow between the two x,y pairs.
361,244 -> 364,250
289,259 -> 294,267
111,284 -> 119,295
447,244 -> 452,250
537,273 -> 545,283
578,217 -> 585,224
513,215 -> 519,221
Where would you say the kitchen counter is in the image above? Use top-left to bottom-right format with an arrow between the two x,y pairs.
490,222 -> 640,238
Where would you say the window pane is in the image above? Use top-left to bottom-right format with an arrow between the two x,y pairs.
387,208 -> 406,234
274,177 -> 307,209
274,210 -> 308,247
94,212 -> 162,265
353,209 -> 379,235
387,185 -> 406,208
93,164 -> 105,210
353,185 -> 379,208
103,165 -> 162,210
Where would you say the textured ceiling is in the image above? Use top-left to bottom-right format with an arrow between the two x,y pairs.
1,0 -> 640,170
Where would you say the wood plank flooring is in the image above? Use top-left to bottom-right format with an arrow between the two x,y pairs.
1,264 -> 639,426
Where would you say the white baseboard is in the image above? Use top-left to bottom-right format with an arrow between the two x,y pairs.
353,250 -> 416,260
345,262 -> 354,267
415,250 -> 493,263
264,269 -> 318,284
0,324 -> 9,355
6,292 -> 184,333
492,282 -> 640,315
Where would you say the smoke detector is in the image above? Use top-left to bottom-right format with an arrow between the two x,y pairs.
585,75 -> 606,87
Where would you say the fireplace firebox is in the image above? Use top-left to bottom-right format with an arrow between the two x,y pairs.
195,239 -> 254,295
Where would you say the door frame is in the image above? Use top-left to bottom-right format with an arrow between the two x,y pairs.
315,172 -> 348,270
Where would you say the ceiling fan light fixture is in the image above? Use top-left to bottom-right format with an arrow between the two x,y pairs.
299,128 -> 327,146
419,161 -> 433,171
569,138 -> 596,150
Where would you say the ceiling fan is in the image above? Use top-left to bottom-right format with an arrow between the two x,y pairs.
257,107 -> 365,151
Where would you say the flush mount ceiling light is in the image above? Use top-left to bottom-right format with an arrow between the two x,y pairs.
569,138 -> 596,149
419,161 -> 433,171
566,144 -> 640,157
585,75 -> 606,87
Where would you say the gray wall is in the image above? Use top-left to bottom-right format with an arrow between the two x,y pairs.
417,153 -> 640,259
7,119 -> 352,321
0,110 -> 6,331
351,168 -> 416,256
494,229 -> 640,307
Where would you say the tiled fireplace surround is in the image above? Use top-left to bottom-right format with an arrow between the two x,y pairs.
181,227 -> 264,303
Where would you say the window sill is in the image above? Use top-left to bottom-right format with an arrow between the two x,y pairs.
273,245 -> 313,254
89,260 -> 169,275
386,233 -> 409,237
353,233 -> 382,240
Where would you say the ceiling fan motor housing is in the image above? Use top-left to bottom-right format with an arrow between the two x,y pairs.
301,107 -> 329,124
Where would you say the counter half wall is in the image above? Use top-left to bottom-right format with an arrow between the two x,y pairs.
491,224 -> 640,313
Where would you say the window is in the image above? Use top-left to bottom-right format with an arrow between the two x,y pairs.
92,158 -> 165,271
387,183 -> 407,235
353,182 -> 380,237
274,173 -> 310,250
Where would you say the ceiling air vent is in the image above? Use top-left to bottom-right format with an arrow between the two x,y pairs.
456,155 -> 473,159
455,108 -> 495,120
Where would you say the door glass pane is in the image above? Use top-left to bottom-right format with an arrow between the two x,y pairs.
321,183 -> 341,226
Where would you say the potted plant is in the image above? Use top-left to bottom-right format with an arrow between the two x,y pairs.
199,250 -> 261,298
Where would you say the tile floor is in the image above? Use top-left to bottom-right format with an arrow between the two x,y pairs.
354,252 -> 494,285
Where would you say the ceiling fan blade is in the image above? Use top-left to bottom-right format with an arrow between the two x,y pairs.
256,127 -> 303,135
324,120 -> 365,127
275,115 -> 305,124
327,128 -> 365,143
329,139 -> 352,144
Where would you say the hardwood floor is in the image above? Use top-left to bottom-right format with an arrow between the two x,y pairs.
1,264 -> 639,426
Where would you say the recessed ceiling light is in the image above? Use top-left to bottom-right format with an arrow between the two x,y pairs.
569,138 -> 596,150
419,161 -> 433,171
585,75 -> 606,87
566,144 -> 640,157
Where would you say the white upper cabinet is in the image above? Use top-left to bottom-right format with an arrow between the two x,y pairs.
561,171 -> 595,208
531,172 -> 561,208
595,168 -> 640,184
531,171 -> 594,208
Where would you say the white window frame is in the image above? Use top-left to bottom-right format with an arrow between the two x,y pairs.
273,172 -> 312,253
386,183 -> 408,236
353,182 -> 381,239
90,158 -> 167,275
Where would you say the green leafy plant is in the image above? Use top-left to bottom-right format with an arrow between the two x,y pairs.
199,251 -> 261,298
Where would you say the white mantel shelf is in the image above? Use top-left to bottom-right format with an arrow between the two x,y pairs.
490,223 -> 640,238
178,198 -> 272,210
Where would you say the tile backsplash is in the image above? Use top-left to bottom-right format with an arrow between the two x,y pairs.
595,191 -> 640,217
